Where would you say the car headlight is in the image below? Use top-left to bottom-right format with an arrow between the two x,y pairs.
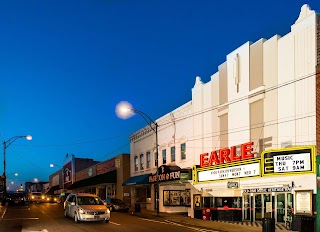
106,209 -> 110,214
31,196 -> 35,199
54,198 -> 57,201
42,196 -> 45,199
78,208 -> 85,214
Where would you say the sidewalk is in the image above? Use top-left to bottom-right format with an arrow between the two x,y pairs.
130,207 -> 297,232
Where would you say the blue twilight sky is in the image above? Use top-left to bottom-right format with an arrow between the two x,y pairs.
0,0 -> 318,190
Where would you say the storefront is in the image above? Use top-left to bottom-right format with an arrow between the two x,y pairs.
192,143 -> 317,228
148,165 -> 192,213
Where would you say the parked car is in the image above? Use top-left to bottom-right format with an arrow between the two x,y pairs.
45,195 -> 59,203
7,192 -> 25,206
29,192 -> 45,203
64,193 -> 110,223
105,198 -> 129,212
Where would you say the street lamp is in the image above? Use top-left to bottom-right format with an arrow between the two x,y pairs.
49,164 -> 61,168
2,135 -> 32,206
116,101 -> 160,216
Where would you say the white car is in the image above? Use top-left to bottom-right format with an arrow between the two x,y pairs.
64,193 -> 110,223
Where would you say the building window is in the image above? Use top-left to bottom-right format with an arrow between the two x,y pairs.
162,149 -> 166,164
181,143 -> 186,160
134,156 -> 138,171
163,189 -> 191,206
140,154 -> 144,170
171,146 -> 175,162
146,151 -> 151,169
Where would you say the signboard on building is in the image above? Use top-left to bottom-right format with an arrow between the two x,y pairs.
149,165 -> 181,183
198,162 -> 260,182
199,142 -> 254,167
273,153 -> 311,173
262,146 -> 316,176
63,161 -> 73,189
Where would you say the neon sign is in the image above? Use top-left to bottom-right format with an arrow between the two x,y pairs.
200,142 -> 254,167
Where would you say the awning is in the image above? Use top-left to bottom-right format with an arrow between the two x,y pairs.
68,170 -> 117,190
122,174 -> 151,186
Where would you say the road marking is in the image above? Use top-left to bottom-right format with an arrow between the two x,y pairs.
0,207 -> 7,220
22,230 -> 48,232
110,221 -> 121,226
3,217 -> 39,220
140,218 -> 173,224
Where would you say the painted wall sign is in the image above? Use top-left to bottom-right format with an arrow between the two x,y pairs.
200,142 -> 254,167
243,187 -> 292,193
63,161 -> 73,189
273,153 -> 311,173
198,162 -> 260,182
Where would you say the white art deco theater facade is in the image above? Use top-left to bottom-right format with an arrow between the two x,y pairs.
126,4 -> 320,231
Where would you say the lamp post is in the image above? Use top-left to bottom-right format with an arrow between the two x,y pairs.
2,135 -> 32,206
116,101 -> 160,216
49,164 -> 61,168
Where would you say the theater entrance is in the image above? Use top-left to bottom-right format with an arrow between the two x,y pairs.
243,192 -> 293,222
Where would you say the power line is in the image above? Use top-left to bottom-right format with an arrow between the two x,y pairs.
158,71 -> 319,127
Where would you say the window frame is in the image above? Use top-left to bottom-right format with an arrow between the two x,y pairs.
171,146 -> 176,162
146,151 -> 151,169
134,156 -> 139,172
140,153 -> 144,170
162,149 -> 166,164
181,143 -> 186,160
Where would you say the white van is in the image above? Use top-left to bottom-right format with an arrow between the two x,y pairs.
64,193 -> 110,223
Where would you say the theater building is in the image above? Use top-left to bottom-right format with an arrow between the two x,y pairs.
127,4 -> 320,230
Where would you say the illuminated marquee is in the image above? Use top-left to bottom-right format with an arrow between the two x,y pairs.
198,162 -> 260,182
200,142 -> 254,167
274,153 -> 311,173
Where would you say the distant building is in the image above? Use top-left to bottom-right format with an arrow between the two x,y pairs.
25,181 -> 49,195
47,155 -> 100,196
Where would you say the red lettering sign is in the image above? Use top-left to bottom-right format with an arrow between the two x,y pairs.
199,142 -> 254,167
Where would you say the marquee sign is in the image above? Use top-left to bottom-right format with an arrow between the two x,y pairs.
198,162 -> 260,182
262,146 -> 315,175
200,142 -> 254,167
273,153 -> 311,173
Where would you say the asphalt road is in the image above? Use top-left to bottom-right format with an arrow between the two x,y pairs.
0,202 -> 219,232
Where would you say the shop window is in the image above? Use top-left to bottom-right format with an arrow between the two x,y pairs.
181,143 -> 186,160
134,156 -> 138,171
215,197 -> 242,208
163,189 -> 191,206
146,151 -> 151,169
203,197 -> 214,208
171,146 -> 175,162
140,154 -> 144,170
162,149 -> 166,164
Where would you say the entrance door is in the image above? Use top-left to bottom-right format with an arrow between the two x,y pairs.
243,194 -> 251,221
276,194 -> 285,222
263,193 -> 272,219
254,194 -> 262,221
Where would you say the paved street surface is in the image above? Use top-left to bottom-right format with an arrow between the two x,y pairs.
0,203 -> 297,232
